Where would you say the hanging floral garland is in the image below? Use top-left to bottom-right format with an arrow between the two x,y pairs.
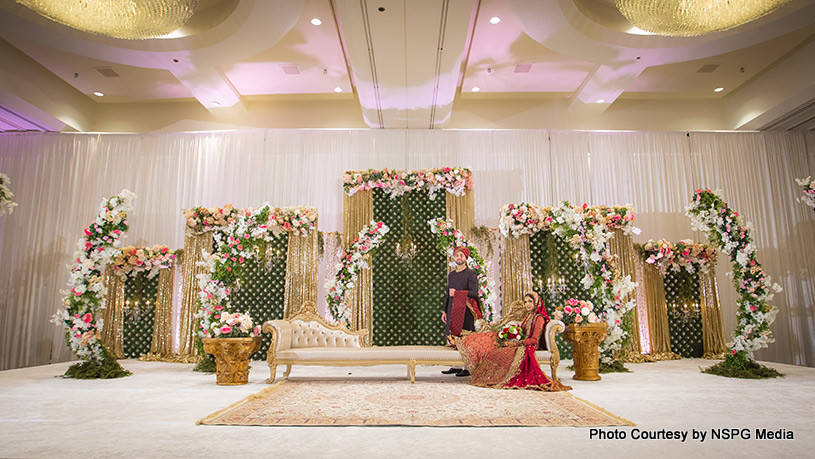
795,177 -> 815,211
546,202 -> 637,364
52,190 -> 135,364
499,202 -> 639,239
636,239 -> 718,274
185,204 -> 318,236
325,221 -> 390,326
0,172 -> 18,216
685,189 -> 782,357
427,218 -> 496,321
343,167 -> 473,199
111,245 -> 178,278
196,204 -> 317,338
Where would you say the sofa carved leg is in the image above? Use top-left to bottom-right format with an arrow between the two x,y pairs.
283,365 -> 292,379
408,360 -> 417,384
266,364 -> 277,384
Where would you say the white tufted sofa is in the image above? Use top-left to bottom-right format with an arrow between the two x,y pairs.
263,301 -> 563,384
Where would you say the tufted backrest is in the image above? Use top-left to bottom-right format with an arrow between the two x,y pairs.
289,319 -> 363,348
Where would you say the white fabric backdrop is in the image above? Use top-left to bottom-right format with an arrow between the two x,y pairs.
1,129 -> 813,370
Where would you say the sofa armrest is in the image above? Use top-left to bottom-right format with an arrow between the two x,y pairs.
545,319 -> 564,357
263,320 -> 293,353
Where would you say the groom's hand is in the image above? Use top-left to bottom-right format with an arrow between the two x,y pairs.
441,312 -> 447,323
449,288 -> 455,296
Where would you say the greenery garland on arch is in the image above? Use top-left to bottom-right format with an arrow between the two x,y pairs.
685,189 -> 783,378
52,189 -> 136,379
637,239 -> 718,275
325,221 -> 390,326
427,218 -> 496,322
499,201 -> 638,365
196,205 -> 317,339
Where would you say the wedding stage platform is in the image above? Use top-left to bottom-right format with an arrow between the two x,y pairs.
1,358 -> 814,457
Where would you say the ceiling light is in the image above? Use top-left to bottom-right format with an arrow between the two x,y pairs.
334,87 -> 343,93
311,18 -> 322,26
471,87 -> 480,92
210,101 -> 221,107
714,87 -> 724,93
616,0 -> 793,36
596,99 -> 605,104
489,16 -> 501,24
17,0 -> 198,40
93,91 -> 104,97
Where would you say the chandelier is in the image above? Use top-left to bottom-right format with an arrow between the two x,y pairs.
615,0 -> 793,36
17,0 -> 198,40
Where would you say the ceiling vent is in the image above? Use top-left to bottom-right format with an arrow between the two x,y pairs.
94,67 -> 120,77
696,63 -> 720,73
281,65 -> 301,75
514,63 -> 532,73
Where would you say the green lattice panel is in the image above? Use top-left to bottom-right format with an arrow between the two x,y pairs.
529,231 -> 594,360
664,269 -> 704,358
231,233 -> 288,360
372,190 -> 446,346
123,272 -> 158,359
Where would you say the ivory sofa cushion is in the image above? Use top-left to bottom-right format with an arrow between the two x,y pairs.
288,319 -> 363,348
276,345 -> 552,362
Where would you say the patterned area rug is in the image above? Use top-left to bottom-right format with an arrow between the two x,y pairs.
198,379 -> 634,427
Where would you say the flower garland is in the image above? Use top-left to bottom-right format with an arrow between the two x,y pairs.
795,176 -> 815,210
547,201 -> 637,364
51,190 -> 135,362
325,221 -> 390,325
196,204 -> 317,338
343,167 -> 474,199
428,218 -> 496,321
185,204 -> 318,236
0,172 -> 18,216
111,245 -> 178,278
685,189 -> 782,356
553,298 -> 602,325
636,239 -> 718,274
499,202 -> 639,239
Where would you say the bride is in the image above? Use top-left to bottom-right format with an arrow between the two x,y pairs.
455,291 -> 570,391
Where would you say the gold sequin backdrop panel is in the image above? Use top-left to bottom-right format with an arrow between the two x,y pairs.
101,266 -> 125,359
149,266 -> 175,356
179,231 -> 213,357
446,189 -> 475,237
343,191 -> 373,343
701,267 -> 728,358
643,263 -> 680,360
500,234 -> 533,315
284,229 -> 319,319
608,229 -> 644,361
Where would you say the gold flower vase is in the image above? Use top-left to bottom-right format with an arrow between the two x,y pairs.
563,322 -> 608,381
202,337 -> 261,385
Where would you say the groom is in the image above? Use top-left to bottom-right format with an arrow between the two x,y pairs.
441,246 -> 481,377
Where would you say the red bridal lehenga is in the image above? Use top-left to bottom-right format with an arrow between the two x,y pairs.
456,311 -> 571,391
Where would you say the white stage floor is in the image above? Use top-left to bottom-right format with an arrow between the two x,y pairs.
1,358 -> 813,458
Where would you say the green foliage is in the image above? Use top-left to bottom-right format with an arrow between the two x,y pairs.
122,272 -> 158,358
702,351 -> 783,379
373,190 -> 446,346
664,270 -> 704,358
63,348 -> 131,379
193,338 -> 217,373
599,360 -> 631,373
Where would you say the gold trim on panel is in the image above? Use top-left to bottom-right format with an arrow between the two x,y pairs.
500,235 -> 533,315
178,231 -> 213,357
283,230 -> 319,319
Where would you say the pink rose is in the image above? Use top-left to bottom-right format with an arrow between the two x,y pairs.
220,326 -> 232,334
82,313 -> 93,323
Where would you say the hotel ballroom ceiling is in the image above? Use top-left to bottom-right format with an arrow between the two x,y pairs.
0,0 -> 813,132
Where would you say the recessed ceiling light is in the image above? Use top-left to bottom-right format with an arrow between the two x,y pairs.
311,18 -> 322,26
471,87 -> 480,92
211,101 -> 221,107
596,99 -> 605,104
334,87 -> 343,93
714,87 -> 724,93
93,91 -> 104,97
489,16 -> 501,24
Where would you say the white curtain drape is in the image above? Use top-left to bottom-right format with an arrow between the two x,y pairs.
1,129 -> 813,370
